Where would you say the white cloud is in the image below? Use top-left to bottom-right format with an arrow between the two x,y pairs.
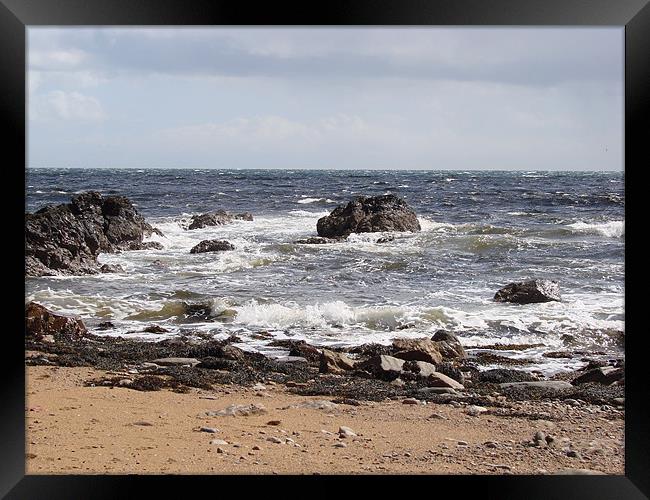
31,90 -> 106,122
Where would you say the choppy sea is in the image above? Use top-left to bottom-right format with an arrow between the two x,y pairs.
25,168 -> 624,375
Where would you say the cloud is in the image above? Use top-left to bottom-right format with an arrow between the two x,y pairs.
31,90 -> 106,122
28,28 -> 622,87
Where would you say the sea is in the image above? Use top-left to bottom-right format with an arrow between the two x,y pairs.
25,168 -> 625,375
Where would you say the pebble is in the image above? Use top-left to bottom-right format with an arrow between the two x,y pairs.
566,450 -> 582,459
216,447 -> 225,454
428,413 -> 446,420
333,442 -> 347,448
266,420 -> 282,426
403,398 -> 420,405
252,383 -> 266,391
252,445 -> 261,451
338,426 -> 357,438
267,437 -> 284,444
466,405 -> 487,417
210,439 -> 228,446
200,427 -> 219,434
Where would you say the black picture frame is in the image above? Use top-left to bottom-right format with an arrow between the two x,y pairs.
2,0 -> 648,498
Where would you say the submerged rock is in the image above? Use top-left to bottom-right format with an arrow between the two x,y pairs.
316,194 -> 420,238
25,302 -> 87,342
100,263 -> 124,273
294,237 -> 344,244
187,210 -> 253,230
494,280 -> 561,304
190,239 -> 235,253
26,192 -> 163,276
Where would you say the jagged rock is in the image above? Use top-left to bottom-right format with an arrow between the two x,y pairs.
494,280 -> 561,304
431,330 -> 467,359
25,192 -> 162,276
187,210 -> 253,230
25,302 -> 87,342
320,349 -> 356,374
100,263 -> 124,273
316,194 -> 420,238
392,338 -> 443,365
190,240 -> 235,254
572,367 -> 624,385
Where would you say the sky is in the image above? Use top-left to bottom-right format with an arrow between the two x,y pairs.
28,27 -> 623,170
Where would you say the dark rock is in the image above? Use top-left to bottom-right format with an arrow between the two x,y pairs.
316,194 -> 420,238
97,321 -> 115,330
392,338 -> 443,365
572,367 -> 624,385
498,381 -> 573,391
376,235 -> 395,244
288,342 -> 322,363
26,191 -> 162,276
142,325 -> 169,334
25,302 -> 87,342
182,301 -> 214,321
436,362 -> 465,384
294,237 -> 344,244
141,242 -> 164,250
100,263 -> 124,273
190,240 -> 235,254
320,349 -> 356,374
187,210 -> 253,230
431,330 -> 467,359
494,280 -> 560,304
478,369 -> 538,384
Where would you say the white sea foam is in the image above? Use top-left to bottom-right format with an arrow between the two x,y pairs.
567,220 -> 624,238
297,197 -> 335,204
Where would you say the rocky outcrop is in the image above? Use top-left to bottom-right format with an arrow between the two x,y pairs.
187,210 -> 253,230
392,338 -> 443,365
190,240 -> 235,253
316,194 -> 420,238
494,280 -> 561,304
25,192 -> 163,276
25,302 -> 87,342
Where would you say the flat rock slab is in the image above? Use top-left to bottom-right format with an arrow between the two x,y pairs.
151,357 -> 200,367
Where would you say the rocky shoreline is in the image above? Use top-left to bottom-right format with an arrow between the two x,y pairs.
26,303 -> 624,408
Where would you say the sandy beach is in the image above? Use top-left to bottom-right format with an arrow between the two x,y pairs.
26,364 -> 624,475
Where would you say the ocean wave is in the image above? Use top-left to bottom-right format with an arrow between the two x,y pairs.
567,220 -> 624,238
297,197 -> 336,204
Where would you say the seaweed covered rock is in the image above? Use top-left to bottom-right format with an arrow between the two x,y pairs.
25,302 -> 87,342
187,210 -> 253,230
25,192 -> 162,276
316,194 -> 420,238
494,280 -> 561,304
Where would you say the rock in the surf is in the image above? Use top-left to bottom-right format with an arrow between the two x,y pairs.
100,263 -> 125,273
316,194 -> 420,238
494,280 -> 561,304
25,192 -> 162,276
571,366 -> 624,385
190,239 -> 235,253
294,237 -> 344,244
25,302 -> 87,342
187,210 -> 253,230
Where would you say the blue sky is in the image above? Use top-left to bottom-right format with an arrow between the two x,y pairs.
28,27 -> 623,170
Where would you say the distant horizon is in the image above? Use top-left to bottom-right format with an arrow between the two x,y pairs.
29,27 -> 623,171
26,166 -> 623,172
